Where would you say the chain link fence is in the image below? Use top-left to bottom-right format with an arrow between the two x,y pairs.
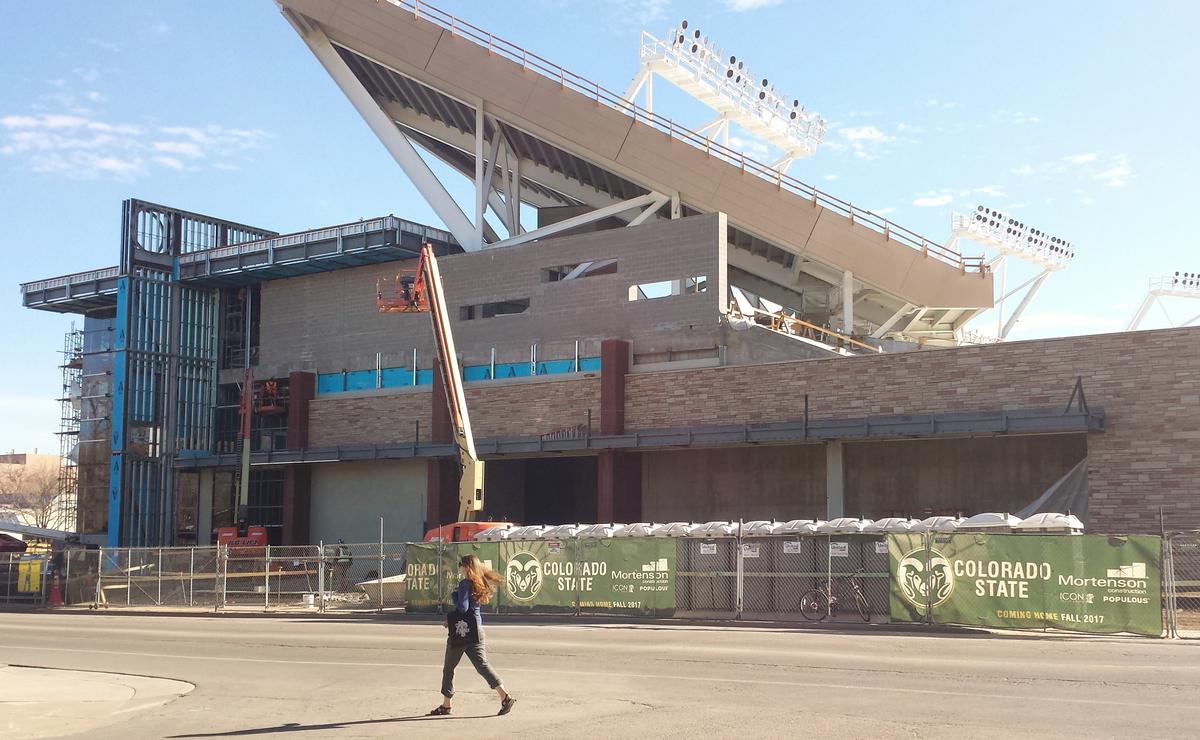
4,530 -> 1188,640
1167,532 -> 1200,638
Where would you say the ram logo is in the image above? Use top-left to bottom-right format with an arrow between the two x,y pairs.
896,549 -> 955,608
505,552 -> 543,602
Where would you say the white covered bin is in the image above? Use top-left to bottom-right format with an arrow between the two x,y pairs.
1013,512 -> 1084,534
958,512 -> 1022,532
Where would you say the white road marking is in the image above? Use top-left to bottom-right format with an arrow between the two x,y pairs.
1,643 -> 1194,711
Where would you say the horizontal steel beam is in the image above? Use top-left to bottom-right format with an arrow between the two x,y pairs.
175,406 -> 1104,468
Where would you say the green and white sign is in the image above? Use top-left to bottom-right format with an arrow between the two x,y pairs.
405,538 -> 676,616
889,533 -> 1162,636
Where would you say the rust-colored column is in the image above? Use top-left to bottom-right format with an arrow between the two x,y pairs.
282,372 -> 316,544
599,339 -> 630,435
598,340 -> 639,522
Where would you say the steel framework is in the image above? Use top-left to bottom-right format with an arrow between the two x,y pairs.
1127,273 -> 1200,330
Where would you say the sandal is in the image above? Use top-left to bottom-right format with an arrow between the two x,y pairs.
498,695 -> 517,716
427,706 -> 452,716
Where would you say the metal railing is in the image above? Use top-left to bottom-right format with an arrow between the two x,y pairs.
176,215 -> 455,264
1167,532 -> 1200,638
19,266 -> 121,296
394,0 -> 983,273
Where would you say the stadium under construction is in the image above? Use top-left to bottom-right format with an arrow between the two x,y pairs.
17,0 -> 1199,547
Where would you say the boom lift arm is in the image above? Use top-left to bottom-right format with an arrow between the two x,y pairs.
378,244 -> 485,521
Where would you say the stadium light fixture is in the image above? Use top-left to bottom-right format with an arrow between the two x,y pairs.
1127,270 -> 1200,330
623,19 -> 826,170
947,204 -> 1077,340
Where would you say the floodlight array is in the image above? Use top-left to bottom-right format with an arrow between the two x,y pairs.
960,205 -> 1076,265
1169,271 -> 1200,291
661,20 -> 826,151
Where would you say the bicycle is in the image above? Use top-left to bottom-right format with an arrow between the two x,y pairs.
798,569 -> 872,622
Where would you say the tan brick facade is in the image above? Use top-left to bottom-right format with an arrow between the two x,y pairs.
624,327 -> 1200,532
308,326 -> 1200,532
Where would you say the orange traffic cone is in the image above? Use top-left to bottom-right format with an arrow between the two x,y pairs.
48,572 -> 64,607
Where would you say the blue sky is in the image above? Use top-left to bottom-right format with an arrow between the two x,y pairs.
2,0 -> 1198,454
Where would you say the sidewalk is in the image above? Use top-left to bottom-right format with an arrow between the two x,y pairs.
0,664 -> 193,739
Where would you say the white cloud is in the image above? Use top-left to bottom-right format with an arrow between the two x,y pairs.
727,135 -> 772,162
926,99 -> 958,110
833,125 -> 895,160
873,207 -> 896,216
913,194 -> 953,208
88,39 -> 121,53
0,113 -> 268,180
1065,152 -> 1097,165
148,21 -> 172,35
840,125 -> 891,143
974,185 -> 1007,198
1008,312 -> 1123,336
990,110 -> 1040,125
823,174 -> 839,181
1012,164 -> 1035,176
153,140 -> 203,158
726,0 -> 783,9
1093,155 -> 1133,187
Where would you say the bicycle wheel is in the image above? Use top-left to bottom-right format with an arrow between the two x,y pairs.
854,589 -> 872,622
799,590 -> 830,621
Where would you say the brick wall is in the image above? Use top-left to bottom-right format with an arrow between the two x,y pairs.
625,327 -> 1200,532
308,376 -> 601,446
308,390 -> 432,448
258,214 -> 726,378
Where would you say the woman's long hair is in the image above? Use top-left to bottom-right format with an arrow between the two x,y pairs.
460,554 -> 503,605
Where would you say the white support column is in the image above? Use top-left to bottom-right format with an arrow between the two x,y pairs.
871,302 -> 915,339
995,256 -> 1009,338
670,192 -> 681,219
474,105 -> 486,249
627,193 -> 670,227
842,270 -> 854,334
645,71 -> 653,114
1127,293 -> 1159,331
622,68 -> 650,107
825,442 -> 845,520
903,307 -> 929,334
485,193 -> 661,250
1000,271 -> 1049,339
283,13 -> 478,249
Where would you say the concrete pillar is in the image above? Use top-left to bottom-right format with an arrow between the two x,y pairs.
825,441 -> 844,519
197,468 -> 214,545
282,372 -> 316,545
598,340 -> 640,522
597,451 -> 642,524
842,270 -> 854,334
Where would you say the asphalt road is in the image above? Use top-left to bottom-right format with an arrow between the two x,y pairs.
2,612 -> 1199,739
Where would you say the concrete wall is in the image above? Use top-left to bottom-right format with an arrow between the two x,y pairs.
258,213 -> 726,379
843,435 -> 1088,517
309,460 -> 427,544
642,446 -> 827,522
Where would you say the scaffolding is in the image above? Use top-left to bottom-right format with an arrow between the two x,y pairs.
51,326 -> 83,533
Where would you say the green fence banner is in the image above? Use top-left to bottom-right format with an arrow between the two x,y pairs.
889,533 -> 1162,636
405,538 -> 676,616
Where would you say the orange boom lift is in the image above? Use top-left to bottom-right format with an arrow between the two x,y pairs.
378,244 -> 486,528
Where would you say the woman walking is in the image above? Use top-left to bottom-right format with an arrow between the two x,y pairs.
429,554 -> 516,716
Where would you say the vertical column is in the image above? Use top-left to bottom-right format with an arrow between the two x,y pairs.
825,441 -> 845,520
597,340 -> 640,522
842,270 -> 854,334
282,372 -> 316,545
427,359 -> 456,529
